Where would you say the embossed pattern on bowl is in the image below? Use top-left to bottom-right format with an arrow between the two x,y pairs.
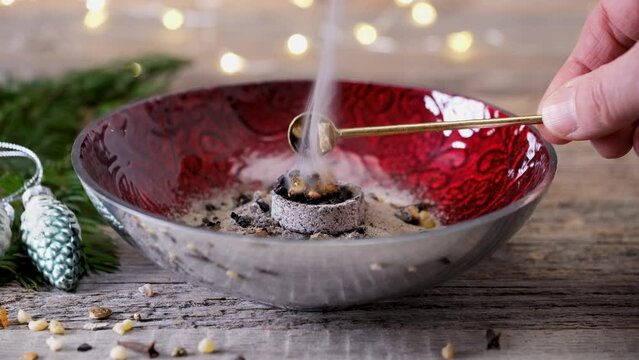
72,81 -> 556,310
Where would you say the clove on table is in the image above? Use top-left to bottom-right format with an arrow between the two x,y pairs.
117,340 -> 160,358
77,343 -> 93,352
486,329 -> 501,350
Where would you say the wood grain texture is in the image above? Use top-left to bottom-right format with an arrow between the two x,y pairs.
2,142 -> 638,359
3,0 -> 639,358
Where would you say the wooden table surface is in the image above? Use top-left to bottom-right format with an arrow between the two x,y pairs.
2,0 -> 639,359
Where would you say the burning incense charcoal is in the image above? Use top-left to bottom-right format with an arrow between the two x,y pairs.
275,170 -> 339,204
271,183 -> 366,234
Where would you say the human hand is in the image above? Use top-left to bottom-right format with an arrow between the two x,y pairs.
538,0 -> 639,158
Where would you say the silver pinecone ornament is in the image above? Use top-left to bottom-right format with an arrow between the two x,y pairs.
0,202 -> 13,257
21,186 -> 84,291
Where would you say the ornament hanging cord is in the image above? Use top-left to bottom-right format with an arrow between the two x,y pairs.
0,141 -> 44,205
0,141 -> 85,290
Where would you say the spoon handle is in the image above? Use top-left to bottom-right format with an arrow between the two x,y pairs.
338,115 -> 542,138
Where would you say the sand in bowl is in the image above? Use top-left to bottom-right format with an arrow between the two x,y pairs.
177,184 -> 440,240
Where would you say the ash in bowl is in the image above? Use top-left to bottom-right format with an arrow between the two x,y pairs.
178,170 -> 440,240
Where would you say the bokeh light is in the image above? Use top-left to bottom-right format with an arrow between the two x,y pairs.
1,0 -> 15,6
394,0 -> 413,7
353,23 -> 378,46
411,2 -> 437,27
86,0 -> 106,12
162,8 -> 185,31
219,52 -> 245,74
286,34 -> 310,56
290,0 -> 313,9
83,10 -> 108,29
131,62 -> 143,78
446,31 -> 474,53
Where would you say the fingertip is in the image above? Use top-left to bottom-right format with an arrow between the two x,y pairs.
535,124 -> 571,145
592,140 -> 631,159
540,84 -> 579,139
591,127 -> 634,159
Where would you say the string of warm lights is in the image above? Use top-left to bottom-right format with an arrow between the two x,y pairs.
219,52 -> 245,75
411,2 -> 437,27
447,31 -> 474,54
130,62 -> 143,78
394,0 -> 414,7
290,0 -> 313,9
162,8 -> 185,30
353,22 -> 378,46
86,0 -> 106,12
1,0 -> 488,76
287,34 -> 310,56
84,8 -> 108,29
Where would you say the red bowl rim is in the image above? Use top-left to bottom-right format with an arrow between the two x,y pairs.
71,80 -> 558,246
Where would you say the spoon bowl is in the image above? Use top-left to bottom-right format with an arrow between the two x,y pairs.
288,112 -> 339,154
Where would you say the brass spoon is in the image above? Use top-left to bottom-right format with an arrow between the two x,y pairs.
288,112 -> 543,154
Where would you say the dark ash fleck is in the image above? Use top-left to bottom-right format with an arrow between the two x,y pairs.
205,203 -> 217,211
256,197 -> 270,212
230,212 -> 251,227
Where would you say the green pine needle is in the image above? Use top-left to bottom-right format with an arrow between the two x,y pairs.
0,54 -> 189,289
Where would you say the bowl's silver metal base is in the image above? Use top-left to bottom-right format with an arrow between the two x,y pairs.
82,183 -> 542,311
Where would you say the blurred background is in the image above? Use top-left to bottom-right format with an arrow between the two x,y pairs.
0,0 -> 595,114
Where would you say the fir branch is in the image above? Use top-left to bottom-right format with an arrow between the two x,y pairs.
0,55 -> 189,289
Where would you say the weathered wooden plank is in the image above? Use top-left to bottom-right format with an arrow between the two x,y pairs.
1,329 -> 638,360
3,1 -> 639,358
1,143 -> 638,360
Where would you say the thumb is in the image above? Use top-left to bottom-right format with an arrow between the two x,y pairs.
540,44 -> 639,141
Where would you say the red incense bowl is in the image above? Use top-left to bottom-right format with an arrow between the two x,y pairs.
72,80 -> 556,310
